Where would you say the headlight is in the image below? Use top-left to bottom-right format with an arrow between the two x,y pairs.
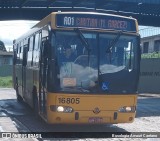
118,106 -> 136,113
50,105 -> 74,113
125,107 -> 132,112
57,106 -> 64,112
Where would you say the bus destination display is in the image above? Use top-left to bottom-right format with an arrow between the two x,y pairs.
56,14 -> 136,32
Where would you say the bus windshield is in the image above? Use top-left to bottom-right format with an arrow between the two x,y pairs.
99,33 -> 136,74
53,31 -> 138,93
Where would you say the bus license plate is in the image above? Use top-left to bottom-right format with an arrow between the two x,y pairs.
88,117 -> 103,123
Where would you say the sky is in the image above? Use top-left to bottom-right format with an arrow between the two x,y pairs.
0,20 -> 160,52
0,20 -> 38,51
139,26 -> 160,38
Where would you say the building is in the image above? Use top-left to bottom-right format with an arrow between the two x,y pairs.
0,51 -> 13,66
141,34 -> 160,54
0,51 -> 13,76
139,27 -> 160,93
139,26 -> 160,54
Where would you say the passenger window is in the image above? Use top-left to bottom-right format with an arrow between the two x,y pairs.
42,27 -> 49,38
29,36 -> 34,51
16,44 -> 19,54
27,36 -> 34,66
33,33 -> 41,66
34,33 -> 40,50
19,46 -> 21,53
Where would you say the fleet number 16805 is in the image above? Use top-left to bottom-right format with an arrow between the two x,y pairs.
58,98 -> 80,104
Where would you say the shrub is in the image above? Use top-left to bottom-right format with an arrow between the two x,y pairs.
0,76 -> 13,88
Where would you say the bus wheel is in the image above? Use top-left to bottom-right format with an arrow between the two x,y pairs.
16,82 -> 23,102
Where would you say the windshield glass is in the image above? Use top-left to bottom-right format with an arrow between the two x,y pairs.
55,31 -> 98,93
99,34 -> 136,74
53,31 -> 138,93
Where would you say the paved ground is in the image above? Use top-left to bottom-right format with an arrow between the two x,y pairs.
0,88 -> 160,141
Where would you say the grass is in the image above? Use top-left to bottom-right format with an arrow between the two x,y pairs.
141,52 -> 160,58
0,76 -> 13,88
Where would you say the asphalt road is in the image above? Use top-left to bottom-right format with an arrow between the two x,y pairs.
0,88 -> 160,140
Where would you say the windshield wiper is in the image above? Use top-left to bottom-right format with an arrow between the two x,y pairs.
74,28 -> 91,52
106,31 -> 123,53
74,28 -> 91,65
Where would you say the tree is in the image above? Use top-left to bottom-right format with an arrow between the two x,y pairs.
0,40 -> 6,51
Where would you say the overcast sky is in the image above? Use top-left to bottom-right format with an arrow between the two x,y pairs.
0,20 -> 38,51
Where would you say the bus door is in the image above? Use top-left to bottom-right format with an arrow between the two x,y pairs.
22,45 -> 28,99
13,48 -> 17,89
39,39 -> 48,116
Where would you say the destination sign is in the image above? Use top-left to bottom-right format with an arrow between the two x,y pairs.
56,13 -> 136,32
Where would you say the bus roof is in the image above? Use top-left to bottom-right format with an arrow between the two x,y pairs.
34,11 -> 137,28
14,11 -> 138,43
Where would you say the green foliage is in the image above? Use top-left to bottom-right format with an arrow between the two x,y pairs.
141,52 -> 160,58
0,76 -> 13,88
0,40 -> 6,51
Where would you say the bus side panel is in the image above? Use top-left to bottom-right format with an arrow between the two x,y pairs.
16,64 -> 23,97
25,67 -> 34,107
33,68 -> 39,94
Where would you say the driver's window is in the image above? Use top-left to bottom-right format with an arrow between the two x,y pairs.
56,32 -> 79,64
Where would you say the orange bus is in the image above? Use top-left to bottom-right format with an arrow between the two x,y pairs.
13,11 -> 141,124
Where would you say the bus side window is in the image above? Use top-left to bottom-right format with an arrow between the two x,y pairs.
34,33 -> 40,50
27,36 -> 34,66
20,41 -> 24,65
23,45 -> 28,66
13,49 -> 17,65
16,43 -> 20,64
42,27 -> 49,38
16,45 -> 18,54
33,33 -> 41,66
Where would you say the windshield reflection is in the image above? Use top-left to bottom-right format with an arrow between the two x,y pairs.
53,31 -> 137,93
99,34 -> 136,74
55,31 -> 98,92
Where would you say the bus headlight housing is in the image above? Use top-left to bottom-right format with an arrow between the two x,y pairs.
118,106 -> 136,113
57,106 -> 64,112
50,105 -> 74,113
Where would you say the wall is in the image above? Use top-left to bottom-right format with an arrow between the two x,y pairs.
0,54 -> 13,76
0,56 -> 12,66
0,65 -> 12,77
138,58 -> 160,93
141,34 -> 160,53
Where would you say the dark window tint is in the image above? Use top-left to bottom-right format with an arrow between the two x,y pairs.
154,40 -> 160,52
143,42 -> 149,53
